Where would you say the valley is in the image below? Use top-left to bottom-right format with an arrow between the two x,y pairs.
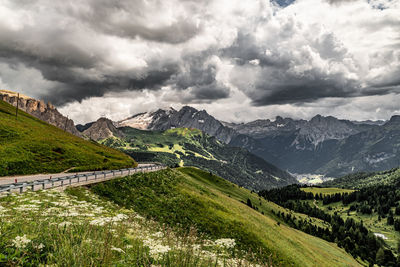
1,91 -> 399,266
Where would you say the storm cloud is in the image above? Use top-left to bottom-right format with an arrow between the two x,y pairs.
0,0 -> 399,122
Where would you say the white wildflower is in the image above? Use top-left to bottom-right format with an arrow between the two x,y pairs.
215,238 -> 236,249
58,221 -> 72,227
134,214 -> 144,220
111,246 -> 125,253
143,237 -> 170,257
152,231 -> 163,238
14,204 -> 39,212
35,243 -> 45,250
12,235 -> 31,249
112,214 -> 129,222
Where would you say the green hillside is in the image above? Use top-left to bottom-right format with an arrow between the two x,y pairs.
90,167 -> 361,266
322,168 -> 400,189
0,100 -> 136,176
101,127 -> 297,190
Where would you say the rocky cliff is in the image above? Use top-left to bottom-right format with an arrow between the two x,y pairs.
0,90 -> 80,136
82,117 -> 123,141
119,106 -> 237,143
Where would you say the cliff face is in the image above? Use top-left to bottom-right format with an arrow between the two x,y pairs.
0,91 -> 81,137
82,117 -> 123,141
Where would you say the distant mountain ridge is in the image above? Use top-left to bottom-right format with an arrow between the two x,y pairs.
118,106 -> 237,143
99,127 -> 298,190
112,106 -> 399,177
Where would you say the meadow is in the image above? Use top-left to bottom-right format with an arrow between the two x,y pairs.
91,167 -> 361,266
0,187 -> 255,266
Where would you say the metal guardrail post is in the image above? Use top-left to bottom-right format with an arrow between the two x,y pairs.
20,186 -> 23,193
42,182 -> 45,189
95,173 -> 97,179
31,184 -> 34,191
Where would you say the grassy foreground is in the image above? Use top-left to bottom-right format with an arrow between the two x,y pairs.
0,100 -> 136,176
91,167 -> 361,266
0,188 -> 250,266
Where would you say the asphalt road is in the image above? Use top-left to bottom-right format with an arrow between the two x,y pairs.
0,163 -> 154,186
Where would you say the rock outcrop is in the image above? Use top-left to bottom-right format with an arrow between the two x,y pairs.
82,117 -> 123,141
0,90 -> 81,136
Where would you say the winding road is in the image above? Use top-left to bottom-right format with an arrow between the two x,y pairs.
0,163 -> 166,194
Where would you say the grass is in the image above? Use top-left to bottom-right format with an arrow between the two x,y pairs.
91,167 -> 361,266
300,187 -> 355,196
0,187 -> 255,266
0,100 -> 137,176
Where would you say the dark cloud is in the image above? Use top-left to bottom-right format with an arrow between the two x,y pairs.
0,0 -> 399,114
168,53 -> 230,101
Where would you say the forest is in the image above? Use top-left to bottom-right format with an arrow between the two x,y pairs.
259,185 -> 399,266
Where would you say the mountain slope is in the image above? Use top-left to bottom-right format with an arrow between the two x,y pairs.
82,117 -> 124,141
0,100 -> 136,176
120,106 -> 395,177
314,116 -> 400,176
90,167 -> 361,266
322,167 -> 400,189
101,127 -> 297,190
118,106 -> 237,143
0,90 -> 81,136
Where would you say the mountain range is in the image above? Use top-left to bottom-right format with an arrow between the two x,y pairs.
111,106 -> 400,177
3,89 -> 398,179
98,126 -> 297,190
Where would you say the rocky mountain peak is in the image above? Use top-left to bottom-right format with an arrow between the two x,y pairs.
387,115 -> 400,124
83,117 -> 123,141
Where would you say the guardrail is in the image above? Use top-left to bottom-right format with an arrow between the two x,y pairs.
0,164 -> 166,194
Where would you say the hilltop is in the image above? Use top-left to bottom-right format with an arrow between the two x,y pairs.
0,100 -> 136,176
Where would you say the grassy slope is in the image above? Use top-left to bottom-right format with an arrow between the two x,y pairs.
91,167 -> 361,266
0,100 -> 136,176
101,127 -> 297,190
322,168 -> 400,189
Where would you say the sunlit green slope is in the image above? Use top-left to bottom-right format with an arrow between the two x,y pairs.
0,100 -> 136,176
91,167 -> 361,266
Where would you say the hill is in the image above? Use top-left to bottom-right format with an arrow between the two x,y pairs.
322,168 -> 400,189
0,100 -> 136,176
100,127 -> 297,190
90,167 -> 361,266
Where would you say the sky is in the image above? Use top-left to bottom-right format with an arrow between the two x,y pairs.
0,0 -> 399,124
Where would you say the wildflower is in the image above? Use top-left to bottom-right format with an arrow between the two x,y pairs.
152,231 -> 163,238
215,238 -> 236,249
58,221 -> 72,227
35,243 -> 45,250
111,246 -> 125,253
12,235 -> 31,249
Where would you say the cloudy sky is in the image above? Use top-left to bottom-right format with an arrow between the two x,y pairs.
0,0 -> 399,124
